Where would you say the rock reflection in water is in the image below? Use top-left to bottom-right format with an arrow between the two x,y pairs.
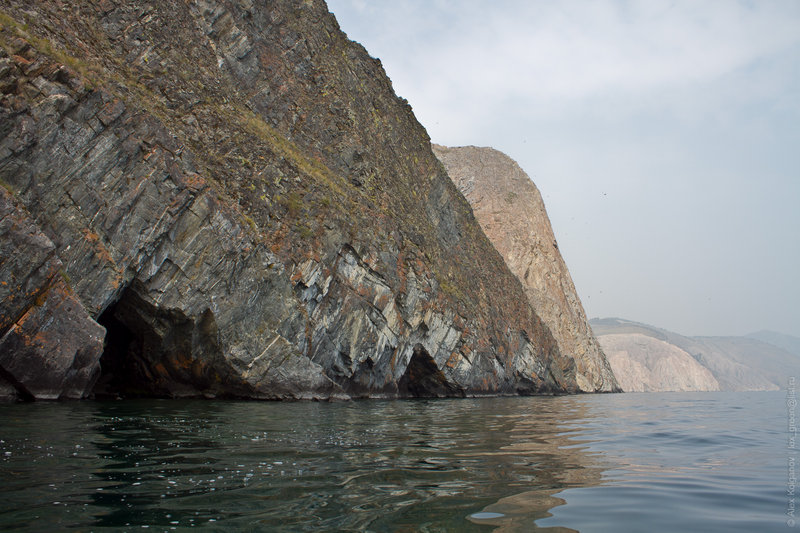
466,400 -> 606,532
0,396 -> 607,531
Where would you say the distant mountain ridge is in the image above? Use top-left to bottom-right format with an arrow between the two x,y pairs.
591,318 -> 800,391
746,330 -> 800,358
597,332 -> 719,392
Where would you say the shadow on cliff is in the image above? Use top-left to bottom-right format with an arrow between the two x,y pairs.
94,285 -> 238,399
397,344 -> 465,398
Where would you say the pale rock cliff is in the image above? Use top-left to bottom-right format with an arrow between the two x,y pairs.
432,145 -> 619,392
0,1 -> 584,400
592,318 -> 796,391
598,333 -> 719,392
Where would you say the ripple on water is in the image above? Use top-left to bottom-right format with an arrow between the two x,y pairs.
0,392 -> 786,532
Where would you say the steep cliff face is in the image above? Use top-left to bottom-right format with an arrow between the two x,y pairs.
0,1 -> 578,400
0,187 -> 105,400
432,145 -> 618,392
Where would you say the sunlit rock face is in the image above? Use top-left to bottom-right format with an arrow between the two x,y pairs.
598,334 -> 719,392
592,318 -> 794,392
433,145 -> 619,392
0,0 -> 582,400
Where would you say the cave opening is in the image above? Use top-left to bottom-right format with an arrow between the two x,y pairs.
94,291 -> 157,399
398,344 -> 463,398
94,288 -> 228,399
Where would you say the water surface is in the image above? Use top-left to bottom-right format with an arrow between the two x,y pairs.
0,392 -> 787,531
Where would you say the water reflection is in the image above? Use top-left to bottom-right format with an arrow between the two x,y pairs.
464,399 -> 607,532
0,396 -> 608,531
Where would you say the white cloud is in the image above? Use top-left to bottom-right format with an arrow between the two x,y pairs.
331,0 -> 800,153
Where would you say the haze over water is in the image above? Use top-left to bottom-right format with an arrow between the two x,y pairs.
0,392 -> 787,531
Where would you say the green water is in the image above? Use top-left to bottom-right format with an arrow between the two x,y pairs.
0,392 -> 787,531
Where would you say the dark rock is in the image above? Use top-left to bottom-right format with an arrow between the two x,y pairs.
0,0 -> 581,400
0,188 -> 104,400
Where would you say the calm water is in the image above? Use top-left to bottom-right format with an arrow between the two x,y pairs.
0,391 -> 788,532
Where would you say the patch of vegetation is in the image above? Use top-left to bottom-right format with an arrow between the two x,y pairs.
0,11 -> 18,32
436,272 -> 466,304
242,213 -> 257,231
0,177 -> 14,195
234,154 -> 254,170
236,106 -> 351,201
0,9 -> 102,89
295,222 -> 314,240
285,191 -> 302,216
58,269 -> 72,287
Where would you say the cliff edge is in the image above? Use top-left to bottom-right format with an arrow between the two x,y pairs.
433,145 -> 619,392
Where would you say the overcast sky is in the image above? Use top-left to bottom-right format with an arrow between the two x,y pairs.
325,0 -> 800,338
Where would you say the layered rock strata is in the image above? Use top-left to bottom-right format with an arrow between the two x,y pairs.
0,1 -> 580,400
0,188 -> 104,400
433,145 -> 618,392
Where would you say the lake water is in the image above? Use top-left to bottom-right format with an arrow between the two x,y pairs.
0,391 -> 790,532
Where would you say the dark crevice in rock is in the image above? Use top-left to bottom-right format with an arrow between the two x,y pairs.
94,297 -> 139,399
93,286 -> 231,399
398,344 -> 463,398
0,364 -> 35,402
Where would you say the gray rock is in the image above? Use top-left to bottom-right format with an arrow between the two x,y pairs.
0,0 -> 584,400
0,188 -> 104,400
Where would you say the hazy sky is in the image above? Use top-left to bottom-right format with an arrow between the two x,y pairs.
325,0 -> 800,338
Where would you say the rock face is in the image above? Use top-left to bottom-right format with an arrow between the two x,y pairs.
0,188 -> 105,400
0,1 -> 581,400
592,318 -> 799,391
433,145 -> 618,392
598,333 -> 719,392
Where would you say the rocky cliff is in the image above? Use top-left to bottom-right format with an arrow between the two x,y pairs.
592,318 -> 799,391
598,333 -> 719,392
0,1 -> 581,400
433,145 -> 618,392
